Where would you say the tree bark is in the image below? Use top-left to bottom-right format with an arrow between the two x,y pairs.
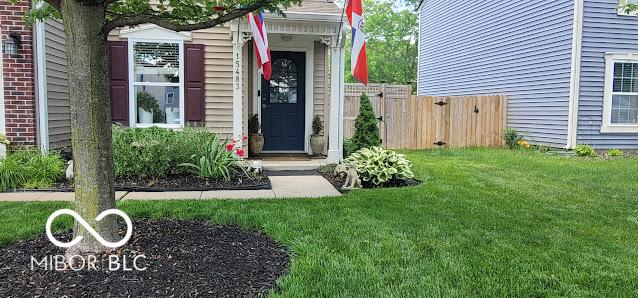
60,0 -> 117,255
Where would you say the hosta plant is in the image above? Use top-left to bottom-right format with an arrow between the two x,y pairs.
575,144 -> 597,157
344,146 -> 414,186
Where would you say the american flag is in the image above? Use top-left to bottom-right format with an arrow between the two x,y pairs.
246,12 -> 272,81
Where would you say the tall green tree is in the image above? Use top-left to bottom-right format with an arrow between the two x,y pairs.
16,0 -> 299,255
351,94 -> 381,151
345,0 -> 418,87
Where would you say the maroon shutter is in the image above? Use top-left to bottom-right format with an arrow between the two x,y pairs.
185,44 -> 205,123
108,41 -> 129,125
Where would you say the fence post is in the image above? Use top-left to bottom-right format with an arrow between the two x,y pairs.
380,83 -> 387,147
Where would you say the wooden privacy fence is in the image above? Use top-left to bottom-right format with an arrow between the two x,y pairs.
344,84 -> 508,149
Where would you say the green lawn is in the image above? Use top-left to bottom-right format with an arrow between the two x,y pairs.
1,148 -> 637,296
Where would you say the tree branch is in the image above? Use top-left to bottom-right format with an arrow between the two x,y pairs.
102,1 -> 270,35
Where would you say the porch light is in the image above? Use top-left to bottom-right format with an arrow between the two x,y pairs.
3,32 -> 20,57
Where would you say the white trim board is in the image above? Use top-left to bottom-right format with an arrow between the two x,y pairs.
601,52 -> 638,133
566,0 -> 583,149
35,19 -> 49,153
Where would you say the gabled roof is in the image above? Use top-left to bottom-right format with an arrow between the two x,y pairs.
284,0 -> 343,15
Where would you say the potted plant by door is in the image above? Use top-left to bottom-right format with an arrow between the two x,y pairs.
310,115 -> 325,156
248,114 -> 264,156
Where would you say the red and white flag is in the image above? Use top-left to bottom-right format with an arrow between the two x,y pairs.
247,12 -> 272,80
346,0 -> 369,85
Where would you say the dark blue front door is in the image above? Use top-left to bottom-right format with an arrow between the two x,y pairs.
262,51 -> 305,151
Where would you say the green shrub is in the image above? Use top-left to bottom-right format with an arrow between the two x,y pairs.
351,94 -> 381,152
575,144 -> 597,157
312,115 -> 323,135
23,152 -> 65,187
502,128 -> 524,149
0,150 -> 65,191
607,148 -> 624,157
344,146 -> 414,186
343,138 -> 356,158
248,114 -> 260,134
179,135 -> 248,181
0,155 -> 24,191
112,125 -> 216,177
317,164 -> 336,175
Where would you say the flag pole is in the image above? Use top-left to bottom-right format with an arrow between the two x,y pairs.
336,0 -> 349,47
336,0 -> 349,160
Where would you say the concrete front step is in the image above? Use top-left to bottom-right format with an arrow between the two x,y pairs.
261,159 -> 330,171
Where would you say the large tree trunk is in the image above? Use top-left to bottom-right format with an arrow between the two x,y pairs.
60,0 -> 117,255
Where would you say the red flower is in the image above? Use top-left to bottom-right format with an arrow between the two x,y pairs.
236,148 -> 245,157
226,143 -> 234,152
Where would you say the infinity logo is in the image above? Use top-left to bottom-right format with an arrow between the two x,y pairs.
45,209 -> 133,249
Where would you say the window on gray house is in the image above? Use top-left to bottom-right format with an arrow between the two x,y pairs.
611,62 -> 638,124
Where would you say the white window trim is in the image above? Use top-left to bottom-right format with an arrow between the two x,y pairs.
602,52 -> 638,133
128,38 -> 185,129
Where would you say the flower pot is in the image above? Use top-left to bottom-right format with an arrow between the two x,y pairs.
249,133 -> 264,156
310,134 -> 325,156
138,108 -> 153,124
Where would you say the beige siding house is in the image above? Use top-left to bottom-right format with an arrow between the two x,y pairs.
31,0 -> 346,162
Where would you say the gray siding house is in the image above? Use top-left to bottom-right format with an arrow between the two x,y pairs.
417,0 -> 638,149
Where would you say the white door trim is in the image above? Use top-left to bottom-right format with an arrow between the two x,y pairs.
256,45 -> 314,154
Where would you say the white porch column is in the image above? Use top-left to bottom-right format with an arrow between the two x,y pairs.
327,42 -> 345,163
232,31 -> 249,145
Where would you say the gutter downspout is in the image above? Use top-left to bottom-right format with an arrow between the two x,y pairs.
566,0 -> 584,149
35,17 -> 49,153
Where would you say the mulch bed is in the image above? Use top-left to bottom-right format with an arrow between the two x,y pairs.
0,219 -> 290,297
319,170 -> 422,192
3,174 -> 271,193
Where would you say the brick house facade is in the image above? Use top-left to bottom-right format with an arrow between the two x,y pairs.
1,1 -> 37,146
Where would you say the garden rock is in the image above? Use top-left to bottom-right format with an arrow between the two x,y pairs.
65,160 -> 74,180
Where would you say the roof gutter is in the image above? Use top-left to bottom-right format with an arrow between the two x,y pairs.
566,0 -> 584,149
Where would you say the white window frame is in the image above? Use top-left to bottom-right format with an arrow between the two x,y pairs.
128,38 -> 185,129
602,52 -> 638,133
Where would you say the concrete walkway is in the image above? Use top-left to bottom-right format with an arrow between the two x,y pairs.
0,176 -> 341,201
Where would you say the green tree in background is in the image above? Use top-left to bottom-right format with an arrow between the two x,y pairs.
345,0 -> 418,88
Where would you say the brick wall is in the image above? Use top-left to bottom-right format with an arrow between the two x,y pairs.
1,1 -> 36,146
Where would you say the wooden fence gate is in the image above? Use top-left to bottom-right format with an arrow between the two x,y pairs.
344,84 -> 507,149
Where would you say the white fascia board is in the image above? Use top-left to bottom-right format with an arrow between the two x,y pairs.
264,11 -> 343,23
